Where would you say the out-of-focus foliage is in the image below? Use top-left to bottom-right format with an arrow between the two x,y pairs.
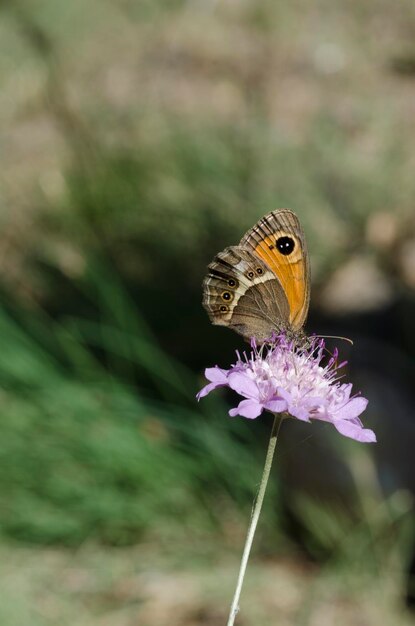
2,0 -> 415,328
0,265 -> 279,545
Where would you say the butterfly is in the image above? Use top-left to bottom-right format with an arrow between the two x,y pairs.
202,209 -> 310,344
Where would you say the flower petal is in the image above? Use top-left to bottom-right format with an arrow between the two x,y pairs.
197,381 -> 223,400
264,398 -> 287,413
335,397 -> 368,421
289,405 -> 311,421
228,371 -> 260,400
196,367 -> 229,400
332,419 -> 377,443
276,387 -> 293,403
229,399 -> 263,419
205,367 -> 229,383
304,396 -> 328,408
336,383 -> 352,403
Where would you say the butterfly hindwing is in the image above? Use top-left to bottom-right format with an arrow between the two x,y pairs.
202,245 -> 290,342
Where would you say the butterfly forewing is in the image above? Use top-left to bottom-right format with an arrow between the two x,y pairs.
239,209 -> 310,329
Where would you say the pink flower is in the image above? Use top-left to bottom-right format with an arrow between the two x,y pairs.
197,335 -> 376,443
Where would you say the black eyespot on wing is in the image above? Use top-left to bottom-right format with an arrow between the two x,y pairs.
228,278 -> 237,288
276,236 -> 295,255
247,271 -> 254,279
222,291 -> 232,301
256,267 -> 263,275
220,305 -> 228,312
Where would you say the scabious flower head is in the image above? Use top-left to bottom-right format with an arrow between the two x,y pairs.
197,335 -> 376,443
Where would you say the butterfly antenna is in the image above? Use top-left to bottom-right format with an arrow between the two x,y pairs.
315,334 -> 354,346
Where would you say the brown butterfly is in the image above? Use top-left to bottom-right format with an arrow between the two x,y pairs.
202,209 -> 310,344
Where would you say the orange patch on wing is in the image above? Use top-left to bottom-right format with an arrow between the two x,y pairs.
253,235 -> 306,328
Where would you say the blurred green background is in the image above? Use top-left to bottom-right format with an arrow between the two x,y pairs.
1,1 -> 415,624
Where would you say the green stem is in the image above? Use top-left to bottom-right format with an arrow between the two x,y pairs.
226,414 -> 283,626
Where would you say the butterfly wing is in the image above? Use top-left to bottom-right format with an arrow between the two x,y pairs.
202,245 -> 290,342
239,209 -> 310,330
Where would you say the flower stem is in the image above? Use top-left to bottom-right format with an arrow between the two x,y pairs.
226,414 -> 283,626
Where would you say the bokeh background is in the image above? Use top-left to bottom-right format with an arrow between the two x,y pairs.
1,1 -> 415,624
